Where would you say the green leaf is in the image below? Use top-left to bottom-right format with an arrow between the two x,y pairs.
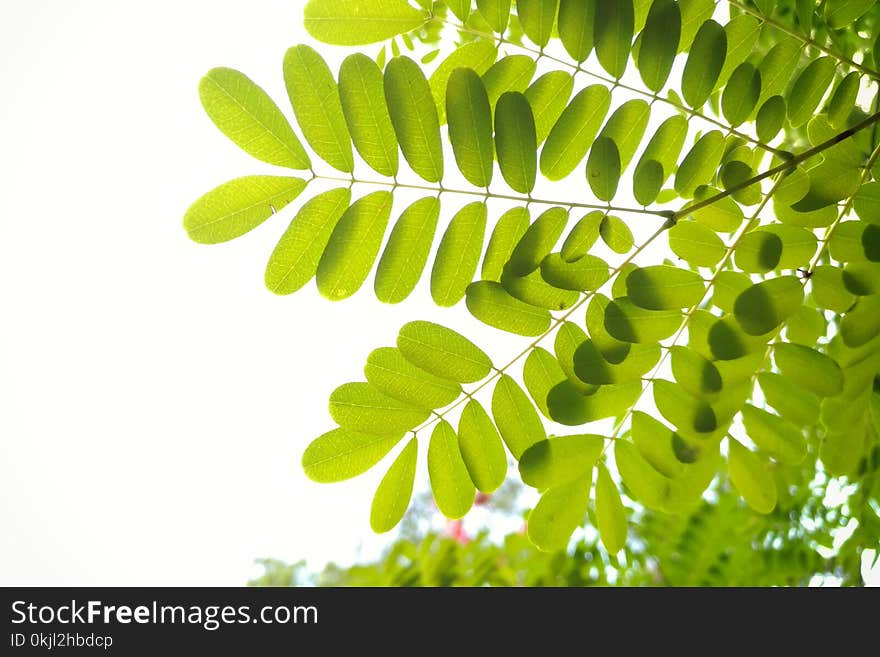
501,269 -> 579,310
734,230 -> 783,274
773,343 -> 843,397
670,345 -> 722,397
458,400 -> 507,493
385,56 -> 444,182
639,114 -> 688,175
824,0 -> 875,29
364,347 -> 461,410
547,380 -> 641,425
712,270 -> 751,313
681,20 -> 725,108
827,71 -> 860,129
304,0 -> 429,45
689,185 -> 744,232
492,374 -> 546,458
482,56 -> 537,111
786,305 -> 827,346
842,262 -> 880,296
431,202 -> 487,307
721,63 -> 761,128
854,182 -> 880,225
820,429 -> 863,476
495,92 -> 538,194
654,379 -> 717,436
428,421 -> 475,519
518,0 -> 558,47
708,315 -> 769,360
507,206 -> 569,276
604,297 -> 681,343
555,323 -> 598,394
199,67 -> 310,169
446,68 -> 494,188
718,15 -> 761,86
756,95 -> 786,143
597,100 -> 650,168
811,265 -> 857,313
830,221 -> 872,263
758,37 -> 801,108
599,214 -> 633,254
675,131 -> 725,198
374,196 -> 440,304
587,136 -> 621,201
302,427 -> 403,483
316,190 -> 393,300
265,187 -> 351,294
615,439 -> 670,511
329,382 -> 429,435
519,434 -> 604,489
594,0 -> 634,78
283,45 -> 353,172
397,320 -> 492,383
370,438 -> 418,532
758,372 -> 820,427
741,405 -> 806,465
788,57 -> 836,128
482,207 -> 531,281
626,265 -> 706,310
728,439 -> 777,514
733,276 -> 804,336
631,411 -> 688,477
431,41 -> 498,124
540,253 -> 609,291
184,175 -> 306,244
524,347 -> 566,418
636,0 -> 681,91
338,54 -> 399,177
595,463 -> 626,554
540,85 -> 611,180
668,221 -> 725,267
525,71 -> 574,144
561,211 -> 603,261
632,160 -> 664,206
477,0 -> 512,32
763,224 -> 818,270
527,473 -> 591,551
466,281 -> 552,336
558,0 -> 596,62
446,0 -> 470,21
573,339 -> 659,385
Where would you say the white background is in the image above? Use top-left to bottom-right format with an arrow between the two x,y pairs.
0,0 -> 453,585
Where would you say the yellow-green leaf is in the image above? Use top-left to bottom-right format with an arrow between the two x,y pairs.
458,400 -> 507,493
397,320 -> 492,383
466,281 -> 552,336
338,54 -> 399,177
302,427 -> 403,483
385,56 -> 444,182
733,276 -> 804,336
495,91 -> 537,194
595,462 -> 627,553
519,434 -> 604,489
265,187 -> 351,294
283,45 -> 353,172
184,175 -> 306,244
527,473 -> 591,551
364,347 -> 461,410
492,374 -> 546,458
316,190 -> 393,300
329,382 -> 429,435
728,439 -> 777,514
428,421 -> 475,519
370,438 -> 418,532
199,67 -> 310,169
446,68 -> 494,187
304,0 -> 430,45
374,196 -> 440,304
431,202 -> 487,307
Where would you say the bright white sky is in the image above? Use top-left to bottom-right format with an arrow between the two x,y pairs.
2,1 -> 876,586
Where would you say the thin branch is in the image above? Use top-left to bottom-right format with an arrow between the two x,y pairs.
313,173 -> 669,217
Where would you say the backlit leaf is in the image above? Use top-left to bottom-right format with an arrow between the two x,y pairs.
303,427 -> 403,483
428,421 -> 475,519
397,320 -> 492,383
458,400 -> 507,493
466,281 -> 552,336
519,434 -> 604,489
370,438 -> 417,532
329,382 -> 428,435
304,0 -> 429,45
495,92 -> 538,193
431,202 -> 487,307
